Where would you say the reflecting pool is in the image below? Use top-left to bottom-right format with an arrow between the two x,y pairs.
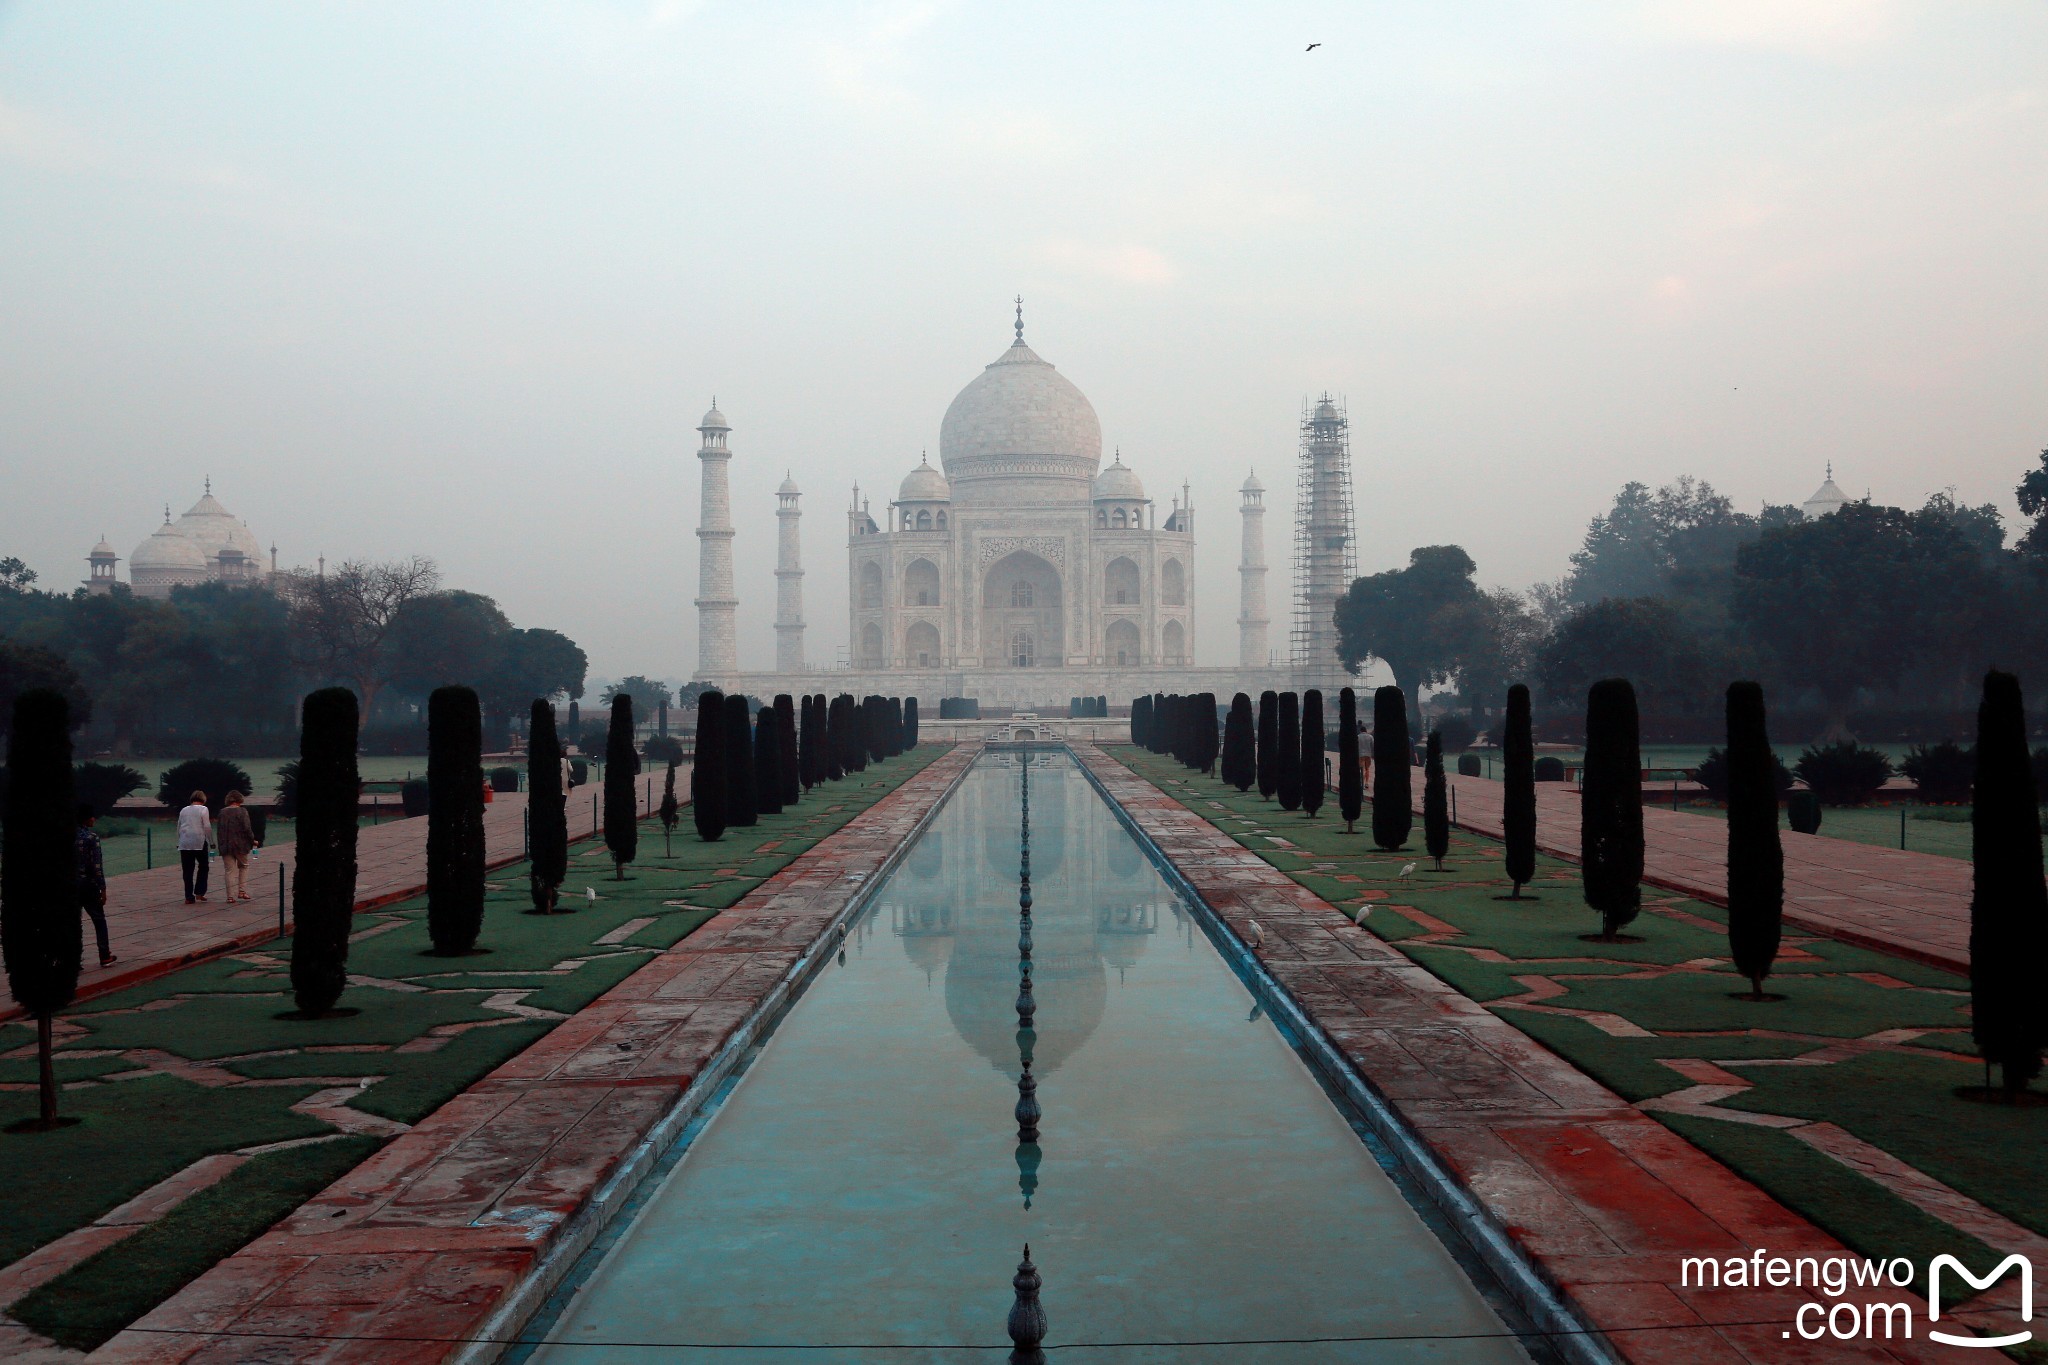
532,751 -> 1529,1362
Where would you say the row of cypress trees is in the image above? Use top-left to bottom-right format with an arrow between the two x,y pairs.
691,691 -> 918,842
1131,692 -> 1219,773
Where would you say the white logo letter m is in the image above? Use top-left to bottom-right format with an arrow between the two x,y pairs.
1928,1254 -> 2033,1348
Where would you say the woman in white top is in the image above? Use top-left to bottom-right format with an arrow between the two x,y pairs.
176,790 -> 212,904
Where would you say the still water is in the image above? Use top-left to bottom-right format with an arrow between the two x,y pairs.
533,751 -> 1528,1362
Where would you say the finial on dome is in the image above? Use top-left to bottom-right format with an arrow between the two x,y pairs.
1014,296 -> 1024,344
163,504 -> 171,523
204,475 -> 211,495
1826,460 -> 1833,480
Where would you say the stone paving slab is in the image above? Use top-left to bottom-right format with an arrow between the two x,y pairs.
1427,773 -> 1971,974
1084,744 -> 1956,1363
93,745 -> 971,1364
5,777 -> 668,1023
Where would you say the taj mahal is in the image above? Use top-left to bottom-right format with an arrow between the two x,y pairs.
693,304 -> 1354,708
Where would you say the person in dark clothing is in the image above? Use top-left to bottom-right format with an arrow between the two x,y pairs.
76,804 -> 116,967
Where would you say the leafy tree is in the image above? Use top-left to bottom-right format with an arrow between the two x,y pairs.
74,762 -> 145,816
1581,679 -> 1644,940
1969,670 -> 2048,1094
1276,692 -> 1302,811
1502,684 -> 1536,897
1565,477 -> 1753,607
2016,448 -> 2048,560
643,734 -> 686,767
1695,747 -> 1793,803
2,689 -> 79,1129
1538,597 -> 1717,728
1300,690 -> 1325,817
286,556 -> 441,726
157,758 -> 255,813
426,686 -> 486,951
604,695 -> 639,877
1725,682 -> 1784,1000
1422,730 -> 1448,870
528,699 -> 568,911
602,675 -> 671,714
1794,742 -> 1892,805
1335,546 -> 1484,731
387,591 -> 512,697
290,688 -> 359,1016
725,693 -> 758,826
1222,693 -> 1255,792
481,629 -> 587,728
691,690 -> 726,842
1337,687 -> 1362,833
1371,687 -> 1412,850
0,640 -> 91,737
0,557 -> 38,593
1256,691 -> 1278,800
753,706 -> 784,817
1902,741 -> 1974,804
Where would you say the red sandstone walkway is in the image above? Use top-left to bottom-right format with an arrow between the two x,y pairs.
95,744 -> 972,1365
1431,773 -> 1971,974
1095,744 -> 1960,1362
6,776 -> 670,1022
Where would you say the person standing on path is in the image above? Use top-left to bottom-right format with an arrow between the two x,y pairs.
76,804 -> 116,967
177,788 -> 212,903
216,790 -> 257,902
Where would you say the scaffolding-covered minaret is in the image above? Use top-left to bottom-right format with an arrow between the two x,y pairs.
774,471 -> 805,673
1291,394 -> 1356,674
693,400 -> 738,679
1237,471 -> 1269,668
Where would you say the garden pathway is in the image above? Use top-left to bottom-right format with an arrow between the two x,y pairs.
5,775 -> 675,1022
1430,774 -> 1972,974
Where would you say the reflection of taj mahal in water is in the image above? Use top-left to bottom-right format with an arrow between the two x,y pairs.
882,754 -> 1172,1081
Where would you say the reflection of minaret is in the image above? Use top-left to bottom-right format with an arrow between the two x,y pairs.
1292,395 -> 1356,675
775,472 -> 805,673
694,401 -> 738,679
1238,471 -> 1268,668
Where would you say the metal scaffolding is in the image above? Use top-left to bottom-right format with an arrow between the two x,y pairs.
1291,394 -> 1357,671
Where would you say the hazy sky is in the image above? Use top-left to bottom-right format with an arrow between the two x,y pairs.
3,1 -> 2043,685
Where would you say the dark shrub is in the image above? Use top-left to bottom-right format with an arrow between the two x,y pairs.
1786,789 -> 1823,834
604,695 -> 639,876
528,698 -> 567,911
290,688 -> 358,1017
1457,754 -> 1482,777
489,765 -> 520,793
1371,687 -> 1412,851
2033,747 -> 2048,801
75,761 -> 146,816
1969,671 -> 2048,1093
1337,688 -> 1362,833
1581,679 -> 1643,939
692,689 -> 727,842
1256,691 -> 1278,800
1695,747 -> 1793,803
400,779 -> 429,817
1503,685 -> 1536,898
3,688 -> 80,1127
1276,693 -> 1302,811
1434,714 -> 1477,753
569,758 -> 588,787
1423,730 -> 1448,869
1902,740 -> 1974,804
427,686 -> 487,955
1534,756 -> 1565,782
1221,693 -> 1255,792
273,760 -> 302,818
157,758 -> 255,812
1795,742 -> 1893,805
1725,682 -> 1784,1000
643,734 -> 686,768
576,722 -> 609,757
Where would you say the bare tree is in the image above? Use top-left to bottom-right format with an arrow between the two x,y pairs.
287,557 -> 440,726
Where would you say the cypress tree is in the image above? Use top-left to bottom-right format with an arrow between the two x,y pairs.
2,689 -> 79,1130
1338,687 -> 1363,834
888,697 -> 905,757
290,687 -> 359,1016
567,699 -> 580,746
1301,690 -> 1326,817
776,695 -> 800,807
692,689 -> 727,841
1725,681 -> 1783,1000
1423,729 -> 1449,870
1151,692 -> 1168,753
1277,692 -> 1303,811
528,698 -> 568,912
1502,684 -> 1537,899
1581,678 -> 1644,941
754,705 -> 784,817
798,694 -> 820,790
725,694 -> 758,826
1130,695 -> 1148,748
1970,670 -> 2048,1095
1372,687 -> 1413,851
1222,693 -> 1254,791
868,696 -> 888,764
659,759 -> 679,839
427,685 -> 487,951
604,694 -> 639,876
1257,691 -> 1279,800
904,696 -> 920,749
824,695 -> 846,781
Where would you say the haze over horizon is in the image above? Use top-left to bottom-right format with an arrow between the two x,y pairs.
3,0 -> 2043,685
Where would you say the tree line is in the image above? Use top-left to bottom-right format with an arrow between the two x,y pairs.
1333,455 -> 2048,742
0,556 -> 587,754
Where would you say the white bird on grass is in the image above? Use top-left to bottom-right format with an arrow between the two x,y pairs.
1398,862 -> 1417,879
1354,905 -> 1373,923
586,886 -> 598,902
1247,919 -> 1265,949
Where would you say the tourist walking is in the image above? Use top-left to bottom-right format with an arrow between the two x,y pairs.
177,789 -> 212,903
76,804 -> 116,967
216,790 -> 257,902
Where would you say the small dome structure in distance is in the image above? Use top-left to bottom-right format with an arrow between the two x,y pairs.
1241,470 -> 1264,494
1802,463 -> 1849,519
899,451 -> 952,503
130,510 -> 210,597
1092,451 -> 1145,502
699,400 -> 729,432
778,471 -> 801,497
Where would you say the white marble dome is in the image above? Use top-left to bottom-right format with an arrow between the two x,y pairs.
700,403 -> 729,431
898,454 -> 951,502
1093,454 -> 1144,502
939,331 -> 1101,499
131,520 -> 209,575
173,492 -> 264,566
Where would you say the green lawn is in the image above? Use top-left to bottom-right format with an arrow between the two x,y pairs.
1,744 -> 942,1352
1109,745 -> 2035,1300
93,818 -> 297,879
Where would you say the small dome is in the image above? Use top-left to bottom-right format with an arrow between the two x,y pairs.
131,521 -> 208,572
174,490 -> 264,566
699,402 -> 729,431
1241,470 -> 1264,493
778,472 -> 801,497
89,538 -> 118,560
1802,471 -> 1848,519
1092,454 -> 1144,502
1313,398 -> 1341,422
898,455 -> 952,503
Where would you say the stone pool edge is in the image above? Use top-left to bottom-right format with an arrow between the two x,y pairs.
1073,742 -> 1950,1365
94,743 -> 976,1365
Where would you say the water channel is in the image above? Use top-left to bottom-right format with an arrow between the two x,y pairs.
526,751 -> 1539,1362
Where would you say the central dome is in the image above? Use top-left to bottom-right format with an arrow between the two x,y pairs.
939,328 -> 1101,501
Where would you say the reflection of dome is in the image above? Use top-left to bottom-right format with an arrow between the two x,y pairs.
939,312 -> 1102,499
1092,454 -> 1144,502
898,454 -> 951,502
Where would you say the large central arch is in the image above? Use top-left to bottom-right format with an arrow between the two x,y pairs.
982,550 -> 1063,668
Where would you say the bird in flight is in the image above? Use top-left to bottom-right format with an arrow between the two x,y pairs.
1306,42 -> 1321,51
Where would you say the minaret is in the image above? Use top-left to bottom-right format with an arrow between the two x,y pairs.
774,471 -> 805,674
1238,472 -> 1268,668
693,400 -> 738,679
1293,395 -> 1356,675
